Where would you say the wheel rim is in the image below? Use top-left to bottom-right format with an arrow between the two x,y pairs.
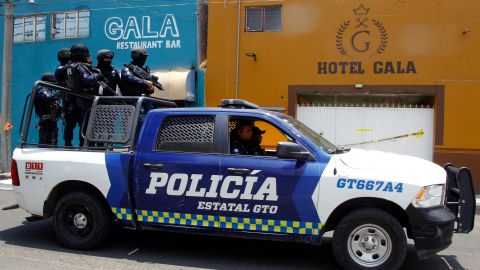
347,224 -> 392,268
64,206 -> 93,237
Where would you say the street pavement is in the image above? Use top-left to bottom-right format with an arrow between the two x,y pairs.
0,188 -> 479,270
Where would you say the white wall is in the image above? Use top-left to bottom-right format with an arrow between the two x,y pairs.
297,105 -> 434,161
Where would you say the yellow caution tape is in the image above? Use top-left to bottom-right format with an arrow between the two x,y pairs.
343,129 -> 424,147
356,128 -> 373,132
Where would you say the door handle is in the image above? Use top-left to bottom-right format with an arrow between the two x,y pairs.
227,168 -> 250,175
143,163 -> 164,170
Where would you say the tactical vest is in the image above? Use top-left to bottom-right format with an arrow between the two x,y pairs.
66,62 -> 83,93
67,62 -> 100,95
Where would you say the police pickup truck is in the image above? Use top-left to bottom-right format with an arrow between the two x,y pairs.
7,82 -> 476,270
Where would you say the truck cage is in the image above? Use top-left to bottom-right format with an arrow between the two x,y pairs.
20,81 -> 176,151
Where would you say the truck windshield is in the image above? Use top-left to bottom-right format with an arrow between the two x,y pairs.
279,116 -> 347,154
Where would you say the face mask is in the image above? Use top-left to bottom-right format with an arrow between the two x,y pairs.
98,59 -> 112,69
133,54 -> 148,67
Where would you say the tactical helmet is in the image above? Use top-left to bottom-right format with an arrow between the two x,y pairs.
57,48 -> 71,63
97,49 -> 114,61
131,47 -> 148,60
70,44 -> 90,62
41,73 -> 56,83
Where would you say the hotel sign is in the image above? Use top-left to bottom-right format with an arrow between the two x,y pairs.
318,4 -> 417,75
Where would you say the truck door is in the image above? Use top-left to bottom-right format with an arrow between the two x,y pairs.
217,116 -> 324,238
134,114 -> 222,227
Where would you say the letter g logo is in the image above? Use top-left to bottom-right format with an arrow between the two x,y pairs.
105,17 -> 123,41
351,30 -> 370,53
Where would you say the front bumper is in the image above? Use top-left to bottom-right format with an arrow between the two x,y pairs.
406,205 -> 455,259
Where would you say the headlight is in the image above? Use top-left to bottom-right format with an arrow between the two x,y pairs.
412,184 -> 445,208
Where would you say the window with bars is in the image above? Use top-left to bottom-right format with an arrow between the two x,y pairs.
52,10 -> 90,40
245,6 -> 282,32
155,116 -> 216,153
13,15 -> 46,43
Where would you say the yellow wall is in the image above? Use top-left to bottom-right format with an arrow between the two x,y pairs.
442,82 -> 480,148
206,0 -> 480,150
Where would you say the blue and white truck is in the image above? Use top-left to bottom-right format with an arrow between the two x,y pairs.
6,82 -> 476,270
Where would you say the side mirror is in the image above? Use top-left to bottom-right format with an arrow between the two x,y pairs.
276,142 -> 314,161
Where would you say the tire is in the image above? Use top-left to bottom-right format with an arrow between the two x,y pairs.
53,191 -> 111,250
332,208 -> 407,270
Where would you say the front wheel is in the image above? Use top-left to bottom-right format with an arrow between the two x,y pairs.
53,191 -> 111,250
332,208 -> 407,270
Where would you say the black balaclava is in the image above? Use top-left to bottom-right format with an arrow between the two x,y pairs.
70,44 -> 90,63
96,49 -> 114,70
57,48 -> 71,66
131,47 -> 148,67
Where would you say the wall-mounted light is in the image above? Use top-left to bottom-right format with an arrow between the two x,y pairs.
245,52 -> 257,62
355,83 -> 364,89
463,28 -> 471,34
29,0 -> 35,3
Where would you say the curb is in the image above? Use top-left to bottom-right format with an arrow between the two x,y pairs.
0,179 -> 12,191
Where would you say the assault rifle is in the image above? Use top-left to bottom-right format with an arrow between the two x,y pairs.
127,64 -> 164,91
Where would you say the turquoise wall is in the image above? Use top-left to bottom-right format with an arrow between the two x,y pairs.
2,0 -> 201,148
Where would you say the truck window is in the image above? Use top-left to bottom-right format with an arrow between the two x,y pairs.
229,117 -> 292,157
155,115 -> 216,153
279,116 -> 339,154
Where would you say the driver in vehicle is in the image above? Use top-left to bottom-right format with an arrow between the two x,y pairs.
230,121 -> 255,155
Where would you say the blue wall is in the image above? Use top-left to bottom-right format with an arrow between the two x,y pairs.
3,0 -> 201,148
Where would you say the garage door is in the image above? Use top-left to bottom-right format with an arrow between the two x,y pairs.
297,104 -> 434,161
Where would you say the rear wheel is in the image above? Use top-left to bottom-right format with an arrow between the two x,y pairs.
53,191 -> 111,250
332,208 -> 407,270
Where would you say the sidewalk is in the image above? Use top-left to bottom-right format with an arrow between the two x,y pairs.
0,172 -> 12,191
0,178 -> 12,191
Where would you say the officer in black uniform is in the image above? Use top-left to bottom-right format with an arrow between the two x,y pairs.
66,44 -> 106,146
55,48 -> 80,147
120,47 -> 154,96
230,121 -> 255,155
54,48 -> 70,85
34,73 -> 62,146
96,49 -> 121,95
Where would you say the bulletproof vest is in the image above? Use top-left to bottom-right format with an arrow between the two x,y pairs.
67,62 -> 98,94
66,62 -> 83,93
98,66 -> 119,94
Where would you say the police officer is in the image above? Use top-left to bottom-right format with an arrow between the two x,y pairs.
120,47 -> 154,96
34,73 -> 62,146
96,49 -> 121,95
67,44 -> 106,146
55,48 -> 80,147
230,121 -> 255,155
54,48 -> 70,86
